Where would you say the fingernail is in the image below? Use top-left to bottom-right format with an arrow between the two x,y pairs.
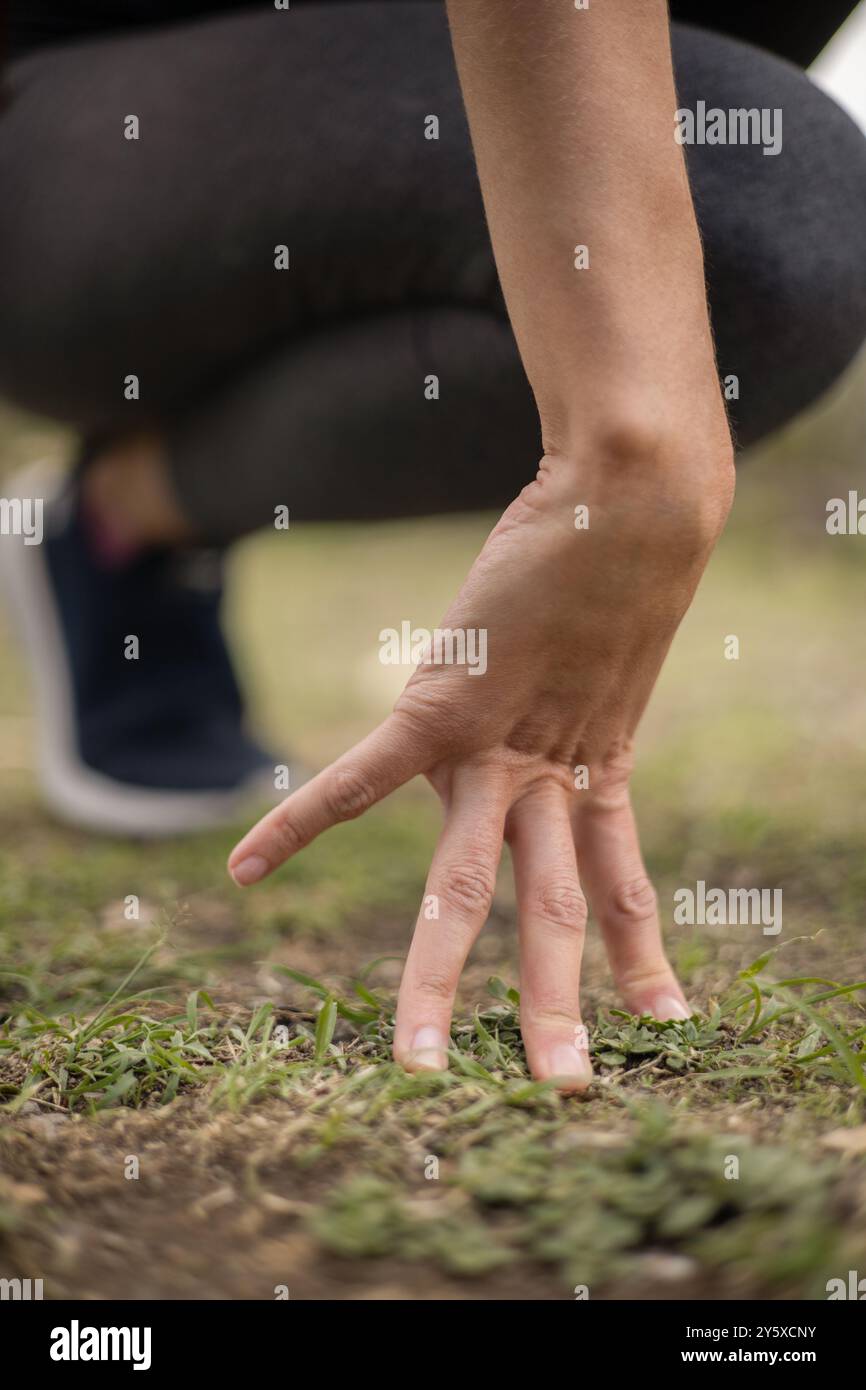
547,1044 -> 593,1089
229,854 -> 269,887
651,995 -> 691,1021
409,1026 -> 448,1071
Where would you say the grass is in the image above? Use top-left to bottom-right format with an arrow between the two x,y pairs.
2,936 -> 865,1296
2,937 -> 861,1109
6,941 -> 866,1114
1,359 -> 866,1298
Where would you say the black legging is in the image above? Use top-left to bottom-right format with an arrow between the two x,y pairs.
0,2 -> 864,539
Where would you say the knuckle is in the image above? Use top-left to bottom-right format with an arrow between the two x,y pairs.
393,686 -> 448,737
324,766 -> 377,822
618,964 -> 676,997
605,875 -> 659,929
602,744 -> 636,781
524,1002 -> 582,1031
596,747 -> 635,790
394,689 -> 483,761
415,970 -> 457,1003
534,880 -> 588,933
272,815 -> 305,859
586,747 -> 636,813
439,861 -> 496,918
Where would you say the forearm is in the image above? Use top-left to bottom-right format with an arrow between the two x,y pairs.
444,0 -> 726,463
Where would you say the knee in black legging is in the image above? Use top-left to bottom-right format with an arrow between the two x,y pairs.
674,25 -> 866,445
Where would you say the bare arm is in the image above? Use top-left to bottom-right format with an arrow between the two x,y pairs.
231,1 -> 734,1091
444,0 -> 730,475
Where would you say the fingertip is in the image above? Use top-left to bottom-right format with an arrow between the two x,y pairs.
399,1026 -> 450,1074
228,853 -> 269,887
403,1052 -> 449,1074
537,1043 -> 594,1093
648,994 -> 691,1021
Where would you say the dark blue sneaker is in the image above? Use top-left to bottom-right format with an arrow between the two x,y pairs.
0,462 -> 297,835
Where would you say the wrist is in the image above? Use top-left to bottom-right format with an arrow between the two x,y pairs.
537,411 -> 735,546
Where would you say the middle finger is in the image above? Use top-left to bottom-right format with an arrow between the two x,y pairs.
394,764 -> 508,1072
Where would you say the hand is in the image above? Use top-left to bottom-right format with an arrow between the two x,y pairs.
228,423 -> 734,1091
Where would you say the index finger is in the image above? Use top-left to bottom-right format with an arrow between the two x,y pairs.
228,710 -> 436,885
